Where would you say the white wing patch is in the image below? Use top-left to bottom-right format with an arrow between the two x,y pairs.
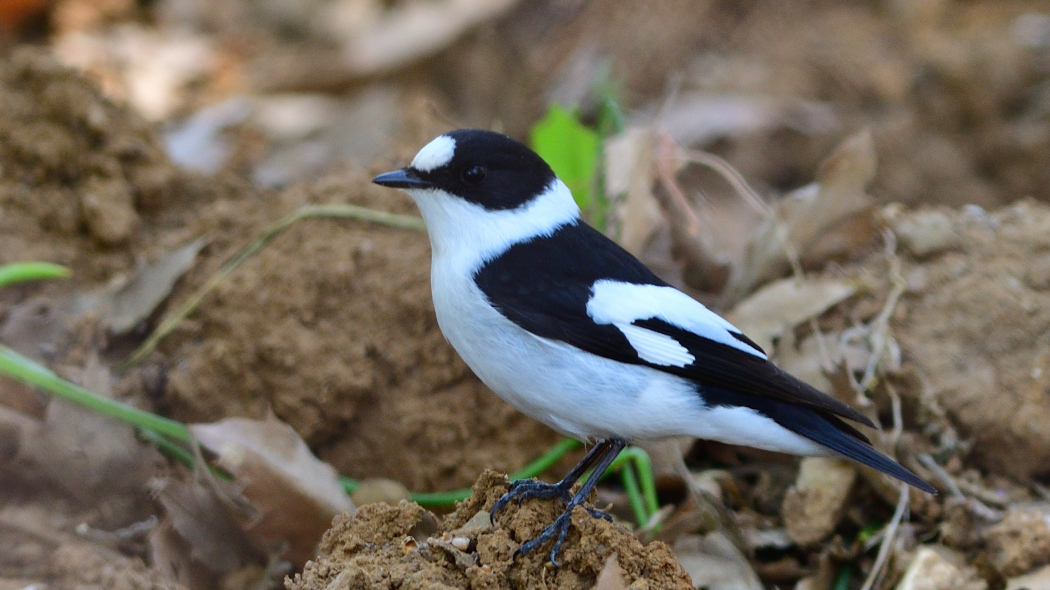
587,280 -> 767,360
411,134 -> 456,172
615,322 -> 694,367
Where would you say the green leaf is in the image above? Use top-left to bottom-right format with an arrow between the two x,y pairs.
530,104 -> 600,210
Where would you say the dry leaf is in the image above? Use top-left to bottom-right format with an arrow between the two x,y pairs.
605,127 -> 663,256
653,134 -> 731,291
721,129 -> 876,304
82,238 -> 207,335
725,276 -> 857,354
0,296 -> 73,364
594,554 -> 629,590
17,356 -> 160,501
673,531 -> 763,590
646,92 -> 840,148
152,478 -> 260,576
341,0 -> 519,76
149,515 -> 230,590
189,415 -> 355,567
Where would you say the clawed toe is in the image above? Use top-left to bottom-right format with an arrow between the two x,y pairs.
584,506 -> 612,521
514,509 -> 573,566
490,479 -> 572,522
512,503 -> 612,567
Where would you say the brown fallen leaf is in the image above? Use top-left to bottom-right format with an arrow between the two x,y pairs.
725,276 -> 857,354
653,133 -> 731,292
16,355 -> 161,502
721,129 -> 877,305
189,415 -> 355,567
79,238 -> 207,335
152,477 -> 260,580
673,531 -> 763,590
149,514 -> 232,590
605,127 -> 664,256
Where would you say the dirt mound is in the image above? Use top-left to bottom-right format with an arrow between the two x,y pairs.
883,201 -> 1050,480
0,47 -> 241,284
288,470 -> 691,590
156,174 -> 561,491
0,47 -> 558,494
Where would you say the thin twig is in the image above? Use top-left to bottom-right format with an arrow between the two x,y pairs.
886,383 -> 904,451
859,484 -> 910,590
684,150 -> 770,215
916,454 -> 963,500
652,133 -> 730,291
858,230 -> 905,392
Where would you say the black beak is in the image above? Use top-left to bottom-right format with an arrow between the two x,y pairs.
372,168 -> 434,189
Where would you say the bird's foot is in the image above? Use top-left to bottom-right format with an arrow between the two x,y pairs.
513,503 -> 611,567
490,478 -> 572,521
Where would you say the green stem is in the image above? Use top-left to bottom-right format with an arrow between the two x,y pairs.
0,262 -> 71,288
345,438 -> 585,507
0,345 -> 190,443
1,342 -> 656,517
620,461 -> 647,526
833,564 -> 854,590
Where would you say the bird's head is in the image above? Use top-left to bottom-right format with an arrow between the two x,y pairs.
373,129 -> 580,260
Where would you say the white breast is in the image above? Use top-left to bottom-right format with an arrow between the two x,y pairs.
405,182 -> 830,454
429,255 -> 704,441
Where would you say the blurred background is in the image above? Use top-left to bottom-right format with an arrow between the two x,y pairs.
3,1 -> 1050,589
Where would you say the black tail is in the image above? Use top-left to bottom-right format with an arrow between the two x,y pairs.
703,385 -> 937,494
775,404 -> 937,494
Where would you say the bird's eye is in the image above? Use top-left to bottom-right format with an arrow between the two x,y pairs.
461,165 -> 487,184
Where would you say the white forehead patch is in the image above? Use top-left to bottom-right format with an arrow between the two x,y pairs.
411,135 -> 456,172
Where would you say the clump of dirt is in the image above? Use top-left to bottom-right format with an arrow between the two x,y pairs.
45,542 -> 179,590
879,201 -> 1050,481
288,470 -> 691,590
0,47 -> 242,283
154,171 -> 561,492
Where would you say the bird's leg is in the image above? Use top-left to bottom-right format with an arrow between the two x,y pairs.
490,439 -> 612,520
515,437 -> 627,567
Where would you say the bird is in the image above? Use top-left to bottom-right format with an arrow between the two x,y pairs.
373,129 -> 936,566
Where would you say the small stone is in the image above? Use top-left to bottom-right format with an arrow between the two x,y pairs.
984,506 -> 1050,577
350,478 -> 411,506
896,546 -> 987,590
1005,563 -> 1050,590
451,510 -> 493,538
893,210 -> 958,258
781,457 -> 857,546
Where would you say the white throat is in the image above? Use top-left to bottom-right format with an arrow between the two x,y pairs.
405,179 -> 580,273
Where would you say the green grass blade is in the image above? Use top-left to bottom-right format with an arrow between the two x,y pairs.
0,345 -> 190,443
620,460 -> 647,527
0,262 -> 71,288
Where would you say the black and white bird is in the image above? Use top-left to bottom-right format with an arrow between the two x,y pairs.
373,129 -> 935,565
